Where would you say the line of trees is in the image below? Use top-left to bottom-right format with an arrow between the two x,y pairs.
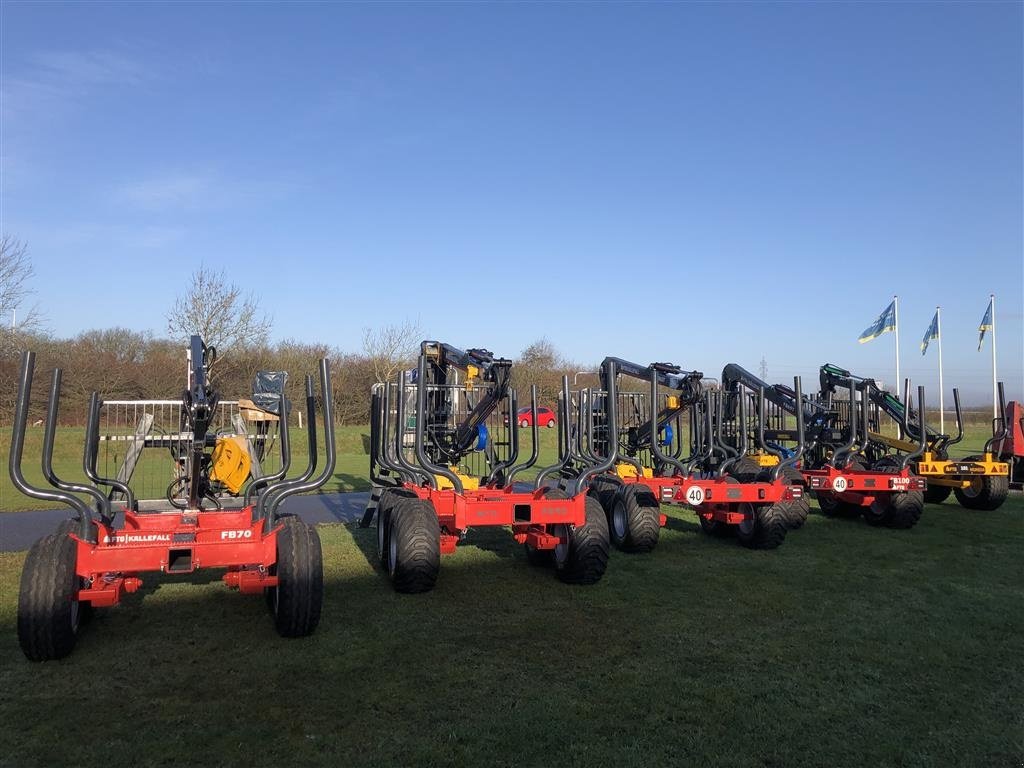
0,238 -> 591,426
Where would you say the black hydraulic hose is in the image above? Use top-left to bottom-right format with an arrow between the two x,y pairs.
41,369 -> 111,523
414,353 -> 461,492
507,385 -> 541,484
83,392 -> 137,511
261,359 -> 337,532
244,392 -> 291,505
831,380 -> 858,469
570,359 -> 620,496
984,382 -> 1009,455
901,385 -> 928,470
9,351 -> 95,539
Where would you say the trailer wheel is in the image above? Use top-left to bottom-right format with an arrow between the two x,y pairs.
866,457 -> 923,529
923,485 -> 953,504
953,456 -> 1009,510
760,467 -> 809,530
587,474 -> 620,516
268,517 -> 323,638
18,533 -> 84,661
388,498 -> 440,594
609,484 -> 660,553
556,495 -> 610,585
729,457 -> 762,483
376,488 -> 416,569
884,490 -> 924,529
735,502 -> 788,550
818,459 -> 866,518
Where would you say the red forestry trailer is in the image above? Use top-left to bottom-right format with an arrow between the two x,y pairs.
11,337 -> 336,661
581,357 -> 806,551
361,340 -> 612,592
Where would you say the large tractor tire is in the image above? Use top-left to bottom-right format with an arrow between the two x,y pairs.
388,498 -> 441,594
923,484 -> 953,504
735,502 -> 789,550
864,457 -> 923,529
555,495 -> 610,585
18,532 -> 85,661
728,457 -> 762,483
268,516 -> 324,638
376,488 -> 417,569
884,490 -> 924,529
608,484 -> 661,553
587,474 -> 620,516
953,456 -> 1010,511
760,466 -> 809,530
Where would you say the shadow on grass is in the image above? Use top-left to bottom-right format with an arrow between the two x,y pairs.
332,473 -> 371,493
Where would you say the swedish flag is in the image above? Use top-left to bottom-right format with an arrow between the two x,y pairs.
978,298 -> 993,350
920,311 -> 939,355
858,300 -> 896,344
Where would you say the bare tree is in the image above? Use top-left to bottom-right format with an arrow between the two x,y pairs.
166,266 -> 272,364
362,319 -> 422,384
0,235 -> 43,340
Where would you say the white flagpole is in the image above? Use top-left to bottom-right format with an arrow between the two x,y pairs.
893,295 -> 900,395
936,306 -> 944,434
990,294 -> 997,419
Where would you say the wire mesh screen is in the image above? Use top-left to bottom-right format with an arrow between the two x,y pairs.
99,400 -> 283,504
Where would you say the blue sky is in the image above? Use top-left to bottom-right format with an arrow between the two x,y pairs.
2,1 -> 1021,404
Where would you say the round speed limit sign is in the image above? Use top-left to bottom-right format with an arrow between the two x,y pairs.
832,476 -> 848,493
685,486 -> 705,506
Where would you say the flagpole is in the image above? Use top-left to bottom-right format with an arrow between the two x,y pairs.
893,295 -> 900,395
990,294 -> 997,419
936,306 -> 944,434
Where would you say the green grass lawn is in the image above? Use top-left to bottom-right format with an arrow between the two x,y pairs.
0,494 -> 1021,767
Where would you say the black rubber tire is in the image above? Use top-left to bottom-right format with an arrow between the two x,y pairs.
735,502 -> 789,550
759,466 -> 809,530
884,490 -> 924,529
18,533 -> 83,661
866,456 -> 923,529
388,498 -> 441,594
817,459 -> 866,519
587,474 -> 620,516
608,484 -> 661,553
268,517 -> 323,638
953,456 -> 1010,511
923,484 -> 953,504
376,488 -> 416,569
556,495 -> 610,585
728,457 -> 762,483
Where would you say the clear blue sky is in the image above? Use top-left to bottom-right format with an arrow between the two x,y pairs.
2,1 -> 1021,404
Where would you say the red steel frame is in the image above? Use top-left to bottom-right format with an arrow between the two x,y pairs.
71,506 -> 281,607
617,474 -> 804,526
801,464 -> 925,508
404,484 -> 587,554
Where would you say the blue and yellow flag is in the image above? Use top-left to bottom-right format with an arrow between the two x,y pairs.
920,311 -> 939,355
978,298 -> 993,350
858,300 -> 896,344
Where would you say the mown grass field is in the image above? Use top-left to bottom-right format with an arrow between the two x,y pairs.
0,490 -> 1021,765
1,421 -> 1020,766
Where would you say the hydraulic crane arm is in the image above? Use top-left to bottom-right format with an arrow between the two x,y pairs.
421,340 -> 513,460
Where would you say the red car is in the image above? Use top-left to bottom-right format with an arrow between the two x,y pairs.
511,406 -> 556,428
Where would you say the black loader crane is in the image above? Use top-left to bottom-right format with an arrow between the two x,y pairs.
580,356 -> 805,551
362,340 -> 611,592
820,363 -> 1011,511
722,363 -> 926,528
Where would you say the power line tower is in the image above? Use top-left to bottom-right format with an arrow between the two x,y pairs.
759,355 -> 768,380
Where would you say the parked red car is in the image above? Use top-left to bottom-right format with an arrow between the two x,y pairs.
509,406 -> 556,428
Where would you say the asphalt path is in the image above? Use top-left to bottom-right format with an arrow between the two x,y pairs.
0,491 -> 372,552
